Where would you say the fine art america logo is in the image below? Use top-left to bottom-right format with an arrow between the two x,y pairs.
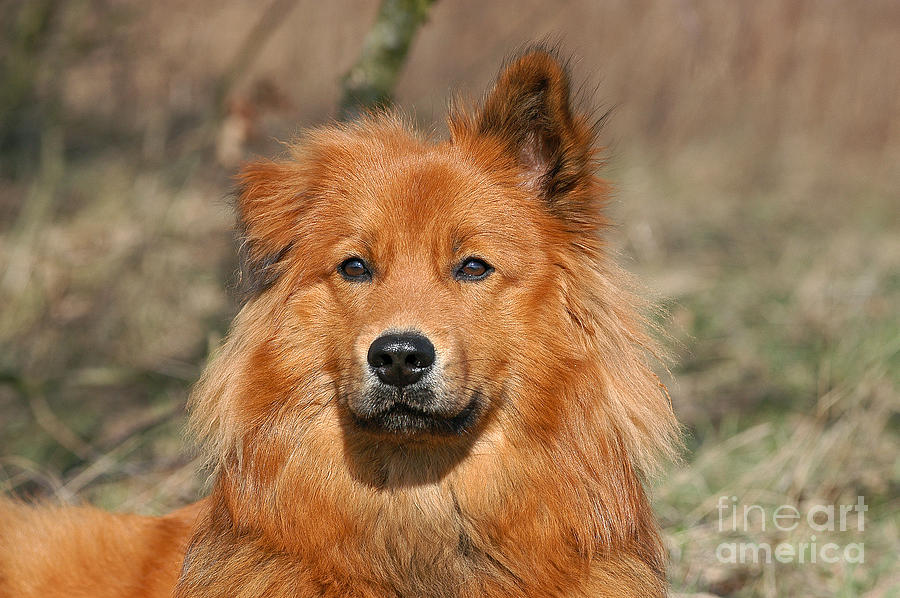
715,496 -> 866,564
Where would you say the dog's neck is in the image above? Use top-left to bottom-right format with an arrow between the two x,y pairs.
178,421 -> 664,597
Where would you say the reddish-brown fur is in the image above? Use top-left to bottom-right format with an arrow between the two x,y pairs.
0,50 -> 678,597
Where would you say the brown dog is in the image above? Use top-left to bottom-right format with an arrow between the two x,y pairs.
0,50 -> 679,597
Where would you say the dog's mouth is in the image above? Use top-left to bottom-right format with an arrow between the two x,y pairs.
350,393 -> 481,437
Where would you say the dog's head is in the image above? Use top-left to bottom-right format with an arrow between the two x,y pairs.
191,51 -> 676,488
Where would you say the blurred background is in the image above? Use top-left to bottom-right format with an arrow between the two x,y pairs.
0,1 -> 897,596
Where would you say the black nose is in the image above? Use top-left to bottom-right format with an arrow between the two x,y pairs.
367,333 -> 436,387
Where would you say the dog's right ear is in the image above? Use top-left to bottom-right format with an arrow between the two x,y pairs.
235,160 -> 306,300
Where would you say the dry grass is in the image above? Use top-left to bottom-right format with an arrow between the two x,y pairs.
610,135 -> 899,596
1,2 -> 898,596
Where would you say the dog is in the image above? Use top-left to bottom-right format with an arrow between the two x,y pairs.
0,49 -> 679,597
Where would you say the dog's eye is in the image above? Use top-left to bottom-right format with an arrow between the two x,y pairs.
339,258 -> 372,281
455,258 -> 493,281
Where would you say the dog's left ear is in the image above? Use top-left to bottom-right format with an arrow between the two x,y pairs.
463,50 -> 600,226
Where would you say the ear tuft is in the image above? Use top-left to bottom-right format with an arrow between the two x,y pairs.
466,49 -> 602,227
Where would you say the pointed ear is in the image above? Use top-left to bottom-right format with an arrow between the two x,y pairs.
235,160 -> 306,300
471,51 -> 600,225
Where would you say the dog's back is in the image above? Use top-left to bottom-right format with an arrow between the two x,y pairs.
0,499 -> 203,598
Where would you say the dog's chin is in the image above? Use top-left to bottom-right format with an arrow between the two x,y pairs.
349,392 -> 481,439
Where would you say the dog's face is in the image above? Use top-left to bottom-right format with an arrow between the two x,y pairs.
218,53 -> 608,457
238,127 -> 576,447
291,142 -> 556,441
